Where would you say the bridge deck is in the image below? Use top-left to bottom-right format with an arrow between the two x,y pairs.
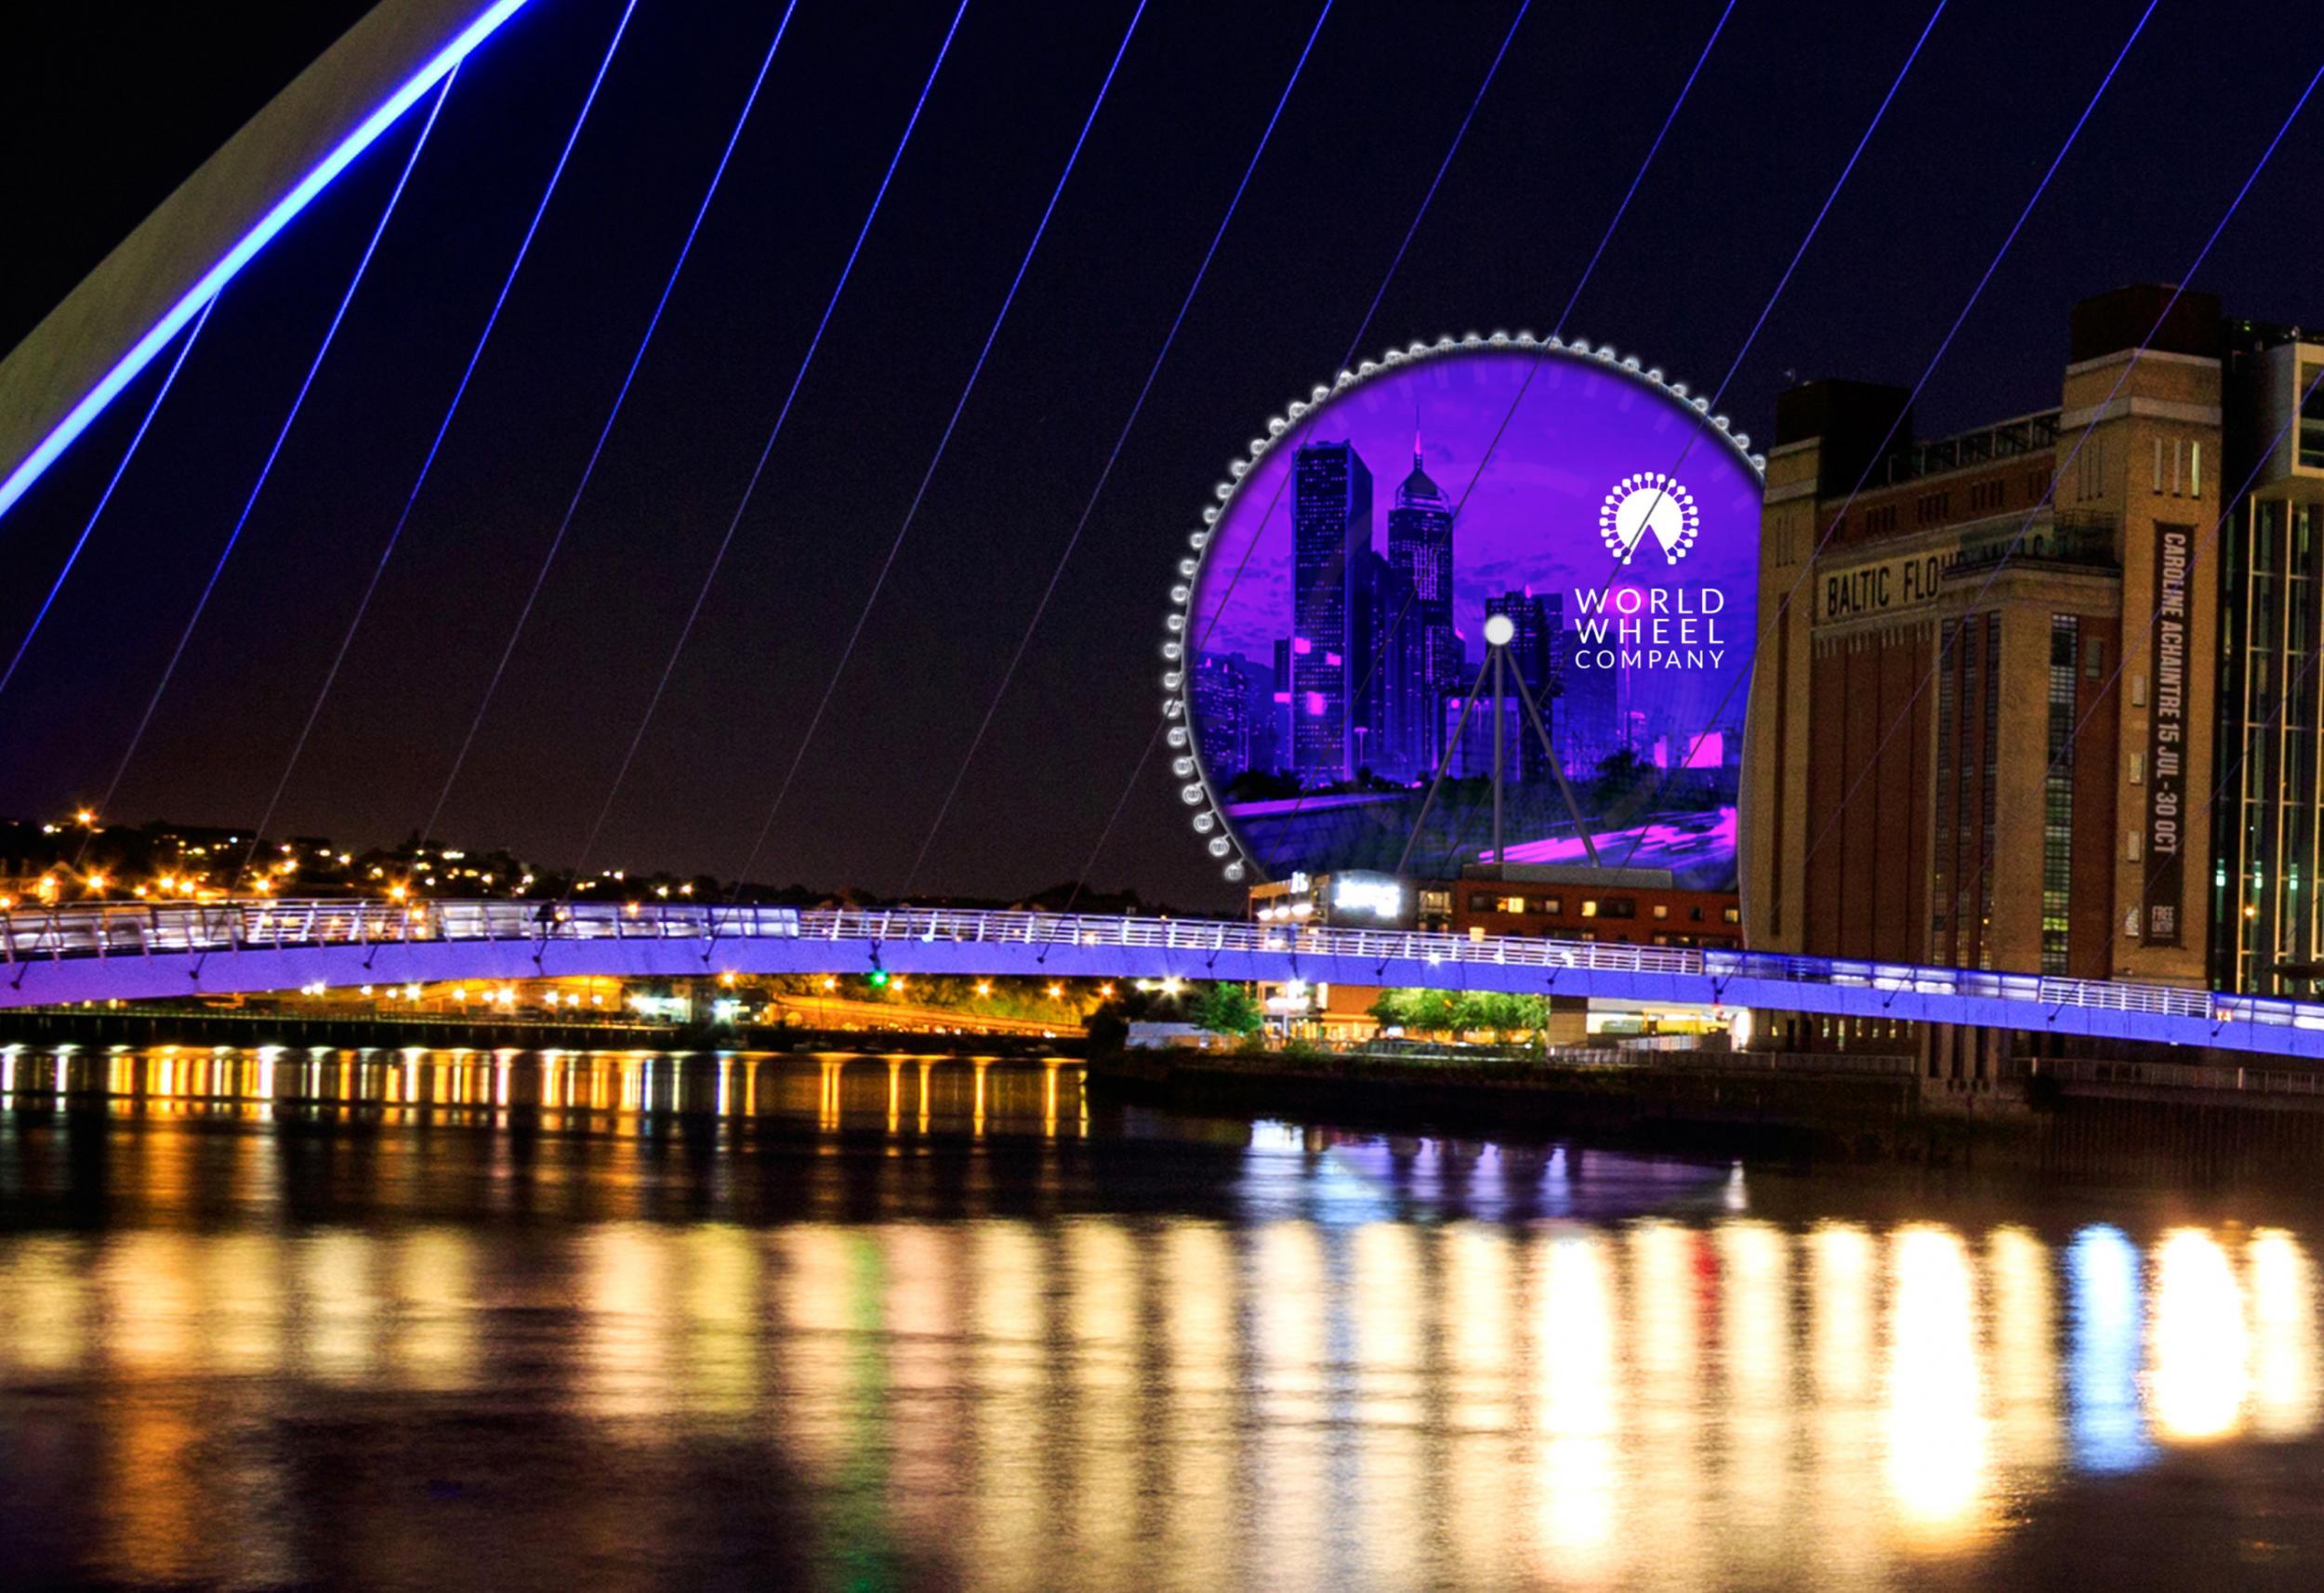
0,899 -> 2311,1060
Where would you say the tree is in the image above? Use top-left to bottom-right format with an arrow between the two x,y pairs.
1188,982 -> 1263,1037
1369,989 -> 1419,1031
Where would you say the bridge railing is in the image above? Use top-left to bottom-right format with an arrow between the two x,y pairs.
0,897 -> 2312,1040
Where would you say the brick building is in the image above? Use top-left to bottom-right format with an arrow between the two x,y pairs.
1744,284 -> 2224,989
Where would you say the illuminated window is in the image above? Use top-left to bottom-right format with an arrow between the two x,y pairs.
1723,906 -> 1741,924
1580,900 -> 1599,918
1501,896 -> 1525,914
1543,896 -> 1562,915
1653,903 -> 1670,920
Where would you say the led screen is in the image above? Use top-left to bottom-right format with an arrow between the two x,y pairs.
1178,341 -> 1764,889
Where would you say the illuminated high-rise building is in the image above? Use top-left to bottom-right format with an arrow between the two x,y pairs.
1387,428 -> 1459,775
1190,652 -> 1256,788
1367,549 -> 1420,780
1486,587 -> 1557,780
1291,441 -> 1374,784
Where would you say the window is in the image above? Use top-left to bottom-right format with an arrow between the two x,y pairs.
1580,900 -> 1599,918
2078,436 -> 2106,501
2041,614 -> 2079,975
1917,491 -> 1950,526
2192,441 -> 2202,497
1690,905 -> 1704,922
2084,637 -> 2104,680
1968,480 -> 2005,515
1723,906 -> 1741,924
1468,892 -> 1495,912
1601,898 -> 1637,920
1500,895 -> 1525,915
2130,750 -> 2145,784
1543,896 -> 1562,915
1653,903 -> 1670,920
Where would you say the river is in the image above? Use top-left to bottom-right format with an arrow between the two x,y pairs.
0,1044 -> 2317,1590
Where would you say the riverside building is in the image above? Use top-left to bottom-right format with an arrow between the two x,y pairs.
1745,284 -> 2324,1009
1744,285 -> 2226,993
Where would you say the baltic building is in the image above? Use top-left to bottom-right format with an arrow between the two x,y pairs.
1746,283 -> 2324,999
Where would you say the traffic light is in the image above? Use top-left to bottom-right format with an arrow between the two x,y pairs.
866,969 -> 890,989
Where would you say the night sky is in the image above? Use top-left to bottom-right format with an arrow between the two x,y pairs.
2,0 -> 2319,911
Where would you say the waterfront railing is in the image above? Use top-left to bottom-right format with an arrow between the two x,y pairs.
0,898 -> 2311,1042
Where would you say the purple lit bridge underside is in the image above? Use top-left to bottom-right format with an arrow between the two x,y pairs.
0,901 -> 2317,1059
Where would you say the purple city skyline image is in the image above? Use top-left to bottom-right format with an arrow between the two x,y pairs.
1193,349 -> 1762,679
1185,346 -> 1765,888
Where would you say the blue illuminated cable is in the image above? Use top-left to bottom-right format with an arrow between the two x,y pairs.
1255,0 -> 1736,864
1797,48 -> 2324,884
1066,0 -> 1532,905
0,296 -> 218,705
714,0 -> 1151,916
215,0 -> 647,917
82,68 -> 457,841
414,0 -> 804,853
1615,0 -> 2154,868
899,0 -> 1334,899
535,0 -> 972,915
1568,0 -> 1947,666
1186,0 -> 1535,676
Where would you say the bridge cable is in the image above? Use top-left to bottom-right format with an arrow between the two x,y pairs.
409,0 -> 807,856
1606,0 -> 2156,871
1793,50 -> 2324,899
704,0 -> 1152,931
894,0 -> 1337,900
0,296 -> 218,707
1112,0 -> 1939,897
1060,0 -> 1535,908
1223,0 -> 1939,883
533,0 -> 972,941
75,67 -> 458,860
199,0 -> 649,948
1248,0 -> 1737,873
1352,0 -> 1946,876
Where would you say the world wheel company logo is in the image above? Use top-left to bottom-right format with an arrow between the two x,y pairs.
1600,473 -> 1701,564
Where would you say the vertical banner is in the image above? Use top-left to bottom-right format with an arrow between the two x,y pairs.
2144,522 -> 2192,945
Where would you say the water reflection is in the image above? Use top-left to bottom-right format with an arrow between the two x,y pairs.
0,1052 -> 2321,1588
0,1039 -> 1082,1139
